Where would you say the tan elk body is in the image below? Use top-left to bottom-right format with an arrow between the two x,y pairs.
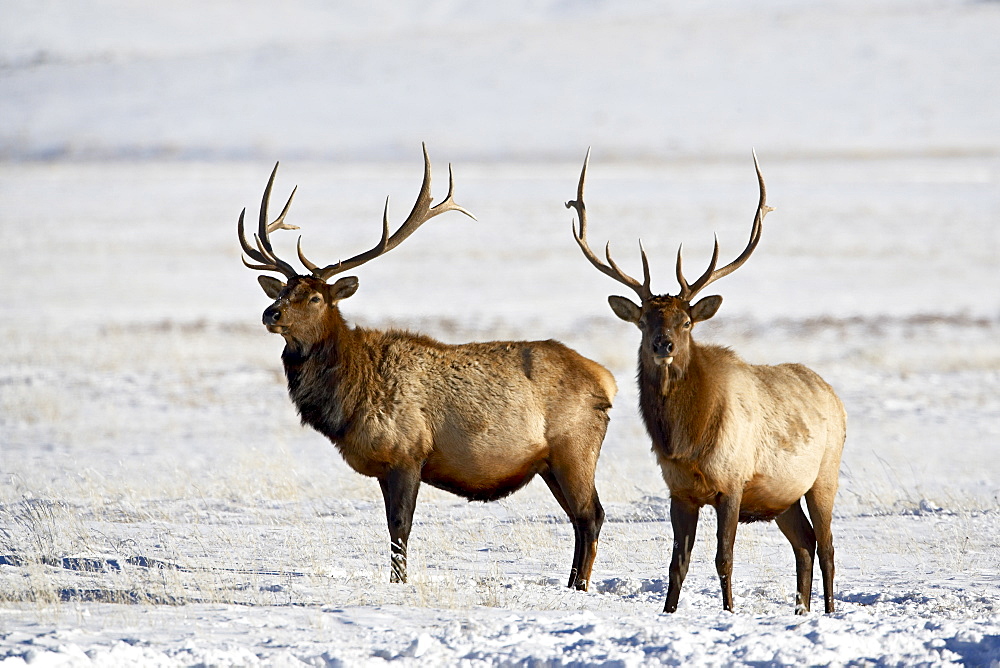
239,146 -> 615,590
567,151 -> 846,614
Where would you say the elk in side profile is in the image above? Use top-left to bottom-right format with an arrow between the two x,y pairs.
238,145 -> 616,590
566,150 -> 846,614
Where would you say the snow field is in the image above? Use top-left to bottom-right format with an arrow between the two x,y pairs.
3,0 -> 1000,663
2,158 -> 998,665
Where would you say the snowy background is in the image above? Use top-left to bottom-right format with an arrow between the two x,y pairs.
2,0 -> 999,665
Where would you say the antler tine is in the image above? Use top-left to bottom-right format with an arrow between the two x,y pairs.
566,149 -> 652,301
301,143 -> 475,282
381,145 -> 476,251
236,163 -> 300,279
266,184 -> 299,234
254,163 -> 299,278
295,235 -> 319,274
238,209 -> 281,271
296,196 -> 392,280
750,149 -> 774,231
387,142 -> 436,247
433,162 -> 477,219
235,162 -> 300,279
676,236 -> 721,301
238,209 -> 266,264
639,239 -> 652,297
676,151 -> 772,301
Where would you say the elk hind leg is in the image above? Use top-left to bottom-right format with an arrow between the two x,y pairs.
776,500 -> 817,615
805,486 -> 837,613
541,465 -> 604,592
664,498 -> 699,613
378,467 -> 421,584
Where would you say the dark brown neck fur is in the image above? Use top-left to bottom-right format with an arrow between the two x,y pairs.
638,340 -> 728,461
281,308 -> 365,444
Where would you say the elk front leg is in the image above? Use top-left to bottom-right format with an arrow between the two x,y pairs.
664,498 -> 699,613
714,492 -> 742,612
378,468 -> 421,584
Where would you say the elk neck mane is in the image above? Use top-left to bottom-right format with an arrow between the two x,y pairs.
638,340 -> 736,460
280,305 -> 439,445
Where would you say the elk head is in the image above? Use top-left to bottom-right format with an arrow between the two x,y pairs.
566,150 -> 772,378
237,144 -> 475,347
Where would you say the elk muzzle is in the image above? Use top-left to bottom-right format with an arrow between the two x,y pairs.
651,334 -> 675,366
262,304 -> 286,333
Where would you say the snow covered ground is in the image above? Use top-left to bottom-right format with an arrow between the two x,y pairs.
2,1 -> 999,665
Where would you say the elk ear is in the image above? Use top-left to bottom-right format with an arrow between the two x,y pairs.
328,276 -> 360,302
608,295 -> 641,325
691,295 -> 723,323
258,275 -> 285,299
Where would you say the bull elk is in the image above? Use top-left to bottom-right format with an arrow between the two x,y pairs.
238,145 -> 616,590
566,150 -> 846,614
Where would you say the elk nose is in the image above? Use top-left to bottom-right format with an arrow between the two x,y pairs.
652,334 -> 674,356
262,306 -> 281,326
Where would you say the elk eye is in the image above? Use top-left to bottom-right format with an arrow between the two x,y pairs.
310,295 -> 322,304
683,321 -> 692,329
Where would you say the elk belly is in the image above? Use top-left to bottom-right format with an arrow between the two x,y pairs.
738,477 -> 807,522
421,441 -> 549,502
421,379 -> 550,500
739,455 -> 820,523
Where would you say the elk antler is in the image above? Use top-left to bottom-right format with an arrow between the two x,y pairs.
237,162 -> 300,279
297,143 -> 476,281
675,150 -> 773,301
566,148 -> 654,301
